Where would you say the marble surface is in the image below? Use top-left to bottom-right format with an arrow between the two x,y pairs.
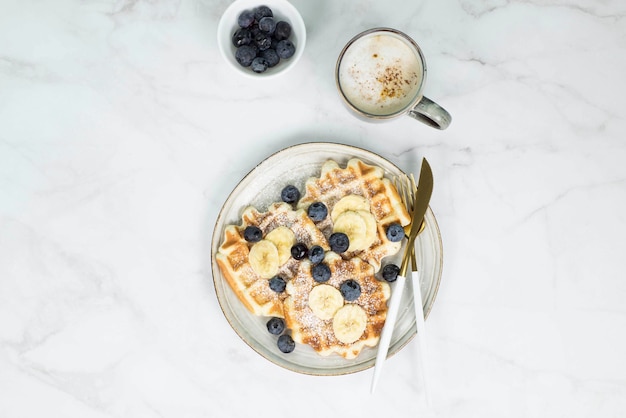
1,0 -> 626,417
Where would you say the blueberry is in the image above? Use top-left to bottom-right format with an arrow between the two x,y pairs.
340,279 -> 361,301
249,25 -> 262,38
251,56 -> 269,73
237,9 -> 256,28
232,27 -> 252,47
254,5 -> 273,21
235,45 -> 257,67
277,334 -> 295,353
260,48 -> 280,68
266,317 -> 285,335
308,245 -> 325,265
281,185 -> 300,203
258,16 -> 276,34
382,263 -> 400,282
329,232 -> 349,253
243,225 -> 263,242
311,263 -> 331,283
291,243 -> 308,260
386,223 -> 405,242
276,39 -> 295,59
270,37 -> 280,50
269,276 -> 286,293
253,30 -> 272,51
274,21 -> 292,40
307,202 -> 328,222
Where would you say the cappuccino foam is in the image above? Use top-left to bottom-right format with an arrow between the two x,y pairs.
338,32 -> 424,116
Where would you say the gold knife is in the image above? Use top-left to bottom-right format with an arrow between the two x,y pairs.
370,157 -> 434,394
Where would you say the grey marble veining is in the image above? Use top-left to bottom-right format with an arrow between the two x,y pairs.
1,0 -> 626,417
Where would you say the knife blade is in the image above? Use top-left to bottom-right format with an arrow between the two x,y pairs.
370,157 -> 433,394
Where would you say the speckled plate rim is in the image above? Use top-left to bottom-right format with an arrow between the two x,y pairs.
210,142 -> 443,376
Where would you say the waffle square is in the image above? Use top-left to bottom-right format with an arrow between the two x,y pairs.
216,202 -> 329,318
297,158 -> 411,272
283,252 -> 391,359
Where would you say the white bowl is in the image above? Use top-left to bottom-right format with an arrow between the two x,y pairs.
217,0 -> 306,79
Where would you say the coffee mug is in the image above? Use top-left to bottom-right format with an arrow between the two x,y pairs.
335,28 -> 451,130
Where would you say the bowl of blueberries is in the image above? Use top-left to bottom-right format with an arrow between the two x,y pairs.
217,0 -> 306,78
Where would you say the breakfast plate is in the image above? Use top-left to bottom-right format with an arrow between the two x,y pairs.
210,142 -> 443,375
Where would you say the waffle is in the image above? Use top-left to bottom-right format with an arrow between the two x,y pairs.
283,251 -> 391,359
297,158 -> 411,272
216,202 -> 329,318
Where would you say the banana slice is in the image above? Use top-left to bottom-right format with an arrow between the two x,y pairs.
332,304 -> 368,344
308,284 -> 344,320
357,210 -> 377,250
331,194 -> 370,222
265,226 -> 296,265
248,239 -> 280,279
333,210 -> 366,252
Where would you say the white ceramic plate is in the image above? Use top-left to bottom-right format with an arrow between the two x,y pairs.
210,142 -> 443,375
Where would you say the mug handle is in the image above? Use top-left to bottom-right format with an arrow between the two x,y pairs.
407,96 -> 452,130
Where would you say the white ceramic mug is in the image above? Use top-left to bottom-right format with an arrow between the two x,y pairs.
335,28 -> 451,129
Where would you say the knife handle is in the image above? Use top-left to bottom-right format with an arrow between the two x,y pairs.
411,271 -> 432,408
370,274 -> 406,394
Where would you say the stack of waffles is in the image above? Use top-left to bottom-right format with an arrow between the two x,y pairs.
215,158 -> 410,359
